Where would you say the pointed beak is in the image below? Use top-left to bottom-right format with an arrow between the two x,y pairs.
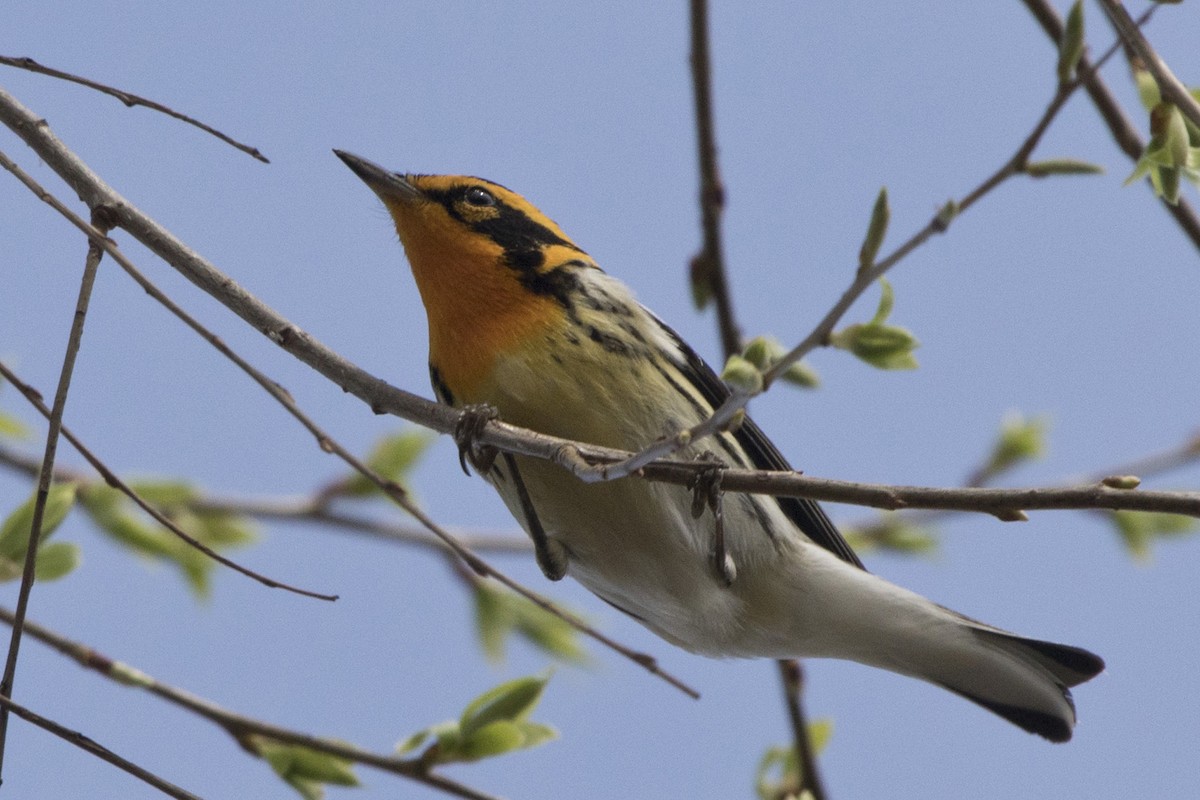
334,150 -> 422,203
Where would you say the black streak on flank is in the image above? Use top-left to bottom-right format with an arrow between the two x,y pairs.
429,363 -> 456,406
586,325 -> 630,356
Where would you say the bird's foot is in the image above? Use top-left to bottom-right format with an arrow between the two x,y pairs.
454,403 -> 500,476
690,453 -> 736,587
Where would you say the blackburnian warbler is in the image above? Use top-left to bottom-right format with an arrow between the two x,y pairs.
336,150 -> 1103,742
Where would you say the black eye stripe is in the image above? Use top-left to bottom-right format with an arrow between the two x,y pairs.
425,186 -> 585,258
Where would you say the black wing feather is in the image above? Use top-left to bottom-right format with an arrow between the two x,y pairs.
653,317 -> 866,571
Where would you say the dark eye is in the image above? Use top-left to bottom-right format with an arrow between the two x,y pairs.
464,187 -> 496,207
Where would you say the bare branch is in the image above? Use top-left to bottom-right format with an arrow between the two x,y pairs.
0,208 -> 106,777
0,359 -> 338,602
0,693 -> 201,800
777,660 -> 826,800
0,607 -> 504,800
688,0 -> 741,358
0,54 -> 269,162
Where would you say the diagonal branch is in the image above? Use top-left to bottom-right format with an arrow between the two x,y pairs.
0,693 -> 201,800
1096,0 -> 1200,131
0,208 -> 107,778
0,607 -> 504,800
0,360 -> 338,602
0,54 -> 269,163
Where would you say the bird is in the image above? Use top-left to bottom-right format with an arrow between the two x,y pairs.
335,149 -> 1103,742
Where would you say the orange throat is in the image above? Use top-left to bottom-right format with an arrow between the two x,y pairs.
401,239 -> 562,403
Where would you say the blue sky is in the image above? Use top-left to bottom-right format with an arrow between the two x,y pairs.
3,2 -> 1200,798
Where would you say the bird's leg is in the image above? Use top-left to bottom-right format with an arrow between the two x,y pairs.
501,452 -> 570,581
690,453 -> 735,587
454,403 -> 501,476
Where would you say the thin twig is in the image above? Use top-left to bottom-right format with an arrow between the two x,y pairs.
0,55 -> 269,163
0,361 -> 338,601
0,210 -> 107,778
849,427 -> 1200,547
0,443 -> 532,554
0,693 -> 202,800
1020,0 -> 1200,250
1096,0 -> 1200,131
688,0 -> 741,357
0,607 -> 502,800
777,660 -> 826,800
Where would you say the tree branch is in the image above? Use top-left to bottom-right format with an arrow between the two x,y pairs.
0,208 -> 107,778
1020,0 -> 1200,250
0,693 -> 201,800
0,54 -> 269,163
1096,0 -> 1200,131
0,607 -> 503,800
688,0 -> 741,357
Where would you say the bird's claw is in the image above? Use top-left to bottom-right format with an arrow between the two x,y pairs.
454,403 -> 500,476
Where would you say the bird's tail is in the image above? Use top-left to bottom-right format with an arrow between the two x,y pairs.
786,556 -> 1105,742
920,620 -> 1105,742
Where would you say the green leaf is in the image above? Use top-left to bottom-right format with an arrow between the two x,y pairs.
257,739 -> 359,800
689,258 -> 714,310
1111,510 -> 1197,561
870,278 -> 895,325
721,355 -> 763,393
473,584 -> 509,662
1057,1 -> 1085,84
754,720 -> 833,800
0,483 -> 78,560
858,187 -> 890,273
342,430 -> 435,496
781,360 -> 820,389
457,720 -> 527,761
740,337 -> 818,389
846,516 -> 939,556
395,729 -> 430,756
34,541 -> 80,581
78,483 -> 256,599
512,720 -> 558,750
1161,104 -> 1192,167
398,675 -> 556,766
984,412 -> 1047,477
126,480 -> 198,507
459,673 -> 550,738
457,719 -> 558,762
1133,68 -> 1161,111
0,411 -> 28,439
472,584 -> 587,663
830,322 -> 919,370
1025,159 -> 1105,177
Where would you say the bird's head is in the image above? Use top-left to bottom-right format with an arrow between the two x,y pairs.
336,150 -> 596,400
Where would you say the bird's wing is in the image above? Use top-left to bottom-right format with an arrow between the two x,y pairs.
650,314 -> 866,571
